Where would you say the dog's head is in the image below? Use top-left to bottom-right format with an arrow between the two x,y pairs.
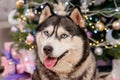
35,3 -> 89,74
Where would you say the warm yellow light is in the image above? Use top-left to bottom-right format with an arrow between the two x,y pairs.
101,39 -> 104,42
96,41 -> 99,44
31,46 -> 34,49
93,43 -> 95,46
19,38 -> 22,42
84,15 -> 88,20
89,23 -> 92,26
118,42 -> 120,45
38,12 -> 41,14
114,45 -> 117,48
96,44 -> 99,46
89,43 -> 92,46
92,26 -> 95,28
105,28 -> 107,30
105,46 -> 108,48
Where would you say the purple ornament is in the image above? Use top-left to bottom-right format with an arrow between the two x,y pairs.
86,31 -> 92,38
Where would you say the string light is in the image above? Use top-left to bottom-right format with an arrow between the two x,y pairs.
101,39 -> 104,42
94,30 -> 97,33
89,16 -> 92,20
114,45 -> 117,47
31,46 -> 35,49
89,23 -> 92,26
84,15 -> 89,20
14,0 -> 120,51
92,26 -> 95,29
65,1 -> 69,5
19,38 -> 22,42
89,43 -> 92,46
40,4 -> 44,9
105,46 -> 109,48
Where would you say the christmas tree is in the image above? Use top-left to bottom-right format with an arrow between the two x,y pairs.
0,0 -> 120,79
9,0 -> 120,59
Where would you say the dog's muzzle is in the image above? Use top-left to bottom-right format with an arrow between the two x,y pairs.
43,45 -> 53,55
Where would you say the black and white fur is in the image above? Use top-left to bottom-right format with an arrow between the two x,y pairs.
33,3 -> 98,80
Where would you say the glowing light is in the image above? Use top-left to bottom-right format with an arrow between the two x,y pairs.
34,10 -> 37,14
115,8 -> 119,12
84,15 -> 89,20
89,16 -> 92,20
96,44 -> 99,46
93,43 -> 96,46
114,45 -> 117,47
54,11 -> 57,14
41,4 -> 44,9
89,23 -> 92,26
105,46 -> 108,48
31,46 -> 34,49
38,12 -> 41,14
106,29 -> 109,32
92,26 -> 95,29
118,42 -> 120,45
101,39 -> 104,42
89,43 -> 92,46
94,30 -> 97,33
96,41 -> 99,44
65,2 -> 69,5
19,38 -> 22,42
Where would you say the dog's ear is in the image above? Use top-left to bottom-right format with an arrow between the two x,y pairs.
39,3 -> 53,24
69,7 -> 85,28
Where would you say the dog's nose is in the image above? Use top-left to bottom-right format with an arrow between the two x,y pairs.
43,46 -> 53,55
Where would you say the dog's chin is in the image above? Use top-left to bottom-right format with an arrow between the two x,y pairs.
43,50 -> 69,69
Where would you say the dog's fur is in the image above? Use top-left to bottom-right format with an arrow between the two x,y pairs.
33,3 -> 98,80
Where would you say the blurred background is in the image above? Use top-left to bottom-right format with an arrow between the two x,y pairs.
0,0 -> 17,55
0,0 -> 120,79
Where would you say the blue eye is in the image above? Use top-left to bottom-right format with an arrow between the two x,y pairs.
44,31 -> 49,36
60,33 -> 69,39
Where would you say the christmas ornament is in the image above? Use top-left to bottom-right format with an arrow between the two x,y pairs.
94,47 -> 103,55
26,9 -> 35,20
16,24 -> 25,32
112,20 -> 120,30
26,34 -> 35,45
11,26 -> 18,32
1,43 -> 36,79
16,0 -> 24,8
86,31 -> 92,38
8,9 -> 20,25
112,30 -> 120,39
95,21 -> 105,31
106,30 -> 120,45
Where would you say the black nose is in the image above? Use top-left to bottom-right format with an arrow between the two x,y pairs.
43,46 -> 53,55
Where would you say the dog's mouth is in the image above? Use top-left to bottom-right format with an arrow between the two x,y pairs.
43,50 -> 69,69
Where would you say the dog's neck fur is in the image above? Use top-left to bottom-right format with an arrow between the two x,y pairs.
33,52 -> 97,80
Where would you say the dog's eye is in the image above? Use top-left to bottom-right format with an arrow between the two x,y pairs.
60,33 -> 69,39
44,31 -> 49,36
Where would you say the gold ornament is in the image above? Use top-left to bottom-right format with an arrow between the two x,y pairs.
95,21 -> 105,31
16,0 -> 24,8
26,9 -> 35,20
112,20 -> 120,30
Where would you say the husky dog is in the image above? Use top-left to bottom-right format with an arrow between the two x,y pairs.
33,3 -> 98,80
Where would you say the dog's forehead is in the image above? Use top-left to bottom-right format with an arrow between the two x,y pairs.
36,15 -> 86,37
44,25 -> 54,31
